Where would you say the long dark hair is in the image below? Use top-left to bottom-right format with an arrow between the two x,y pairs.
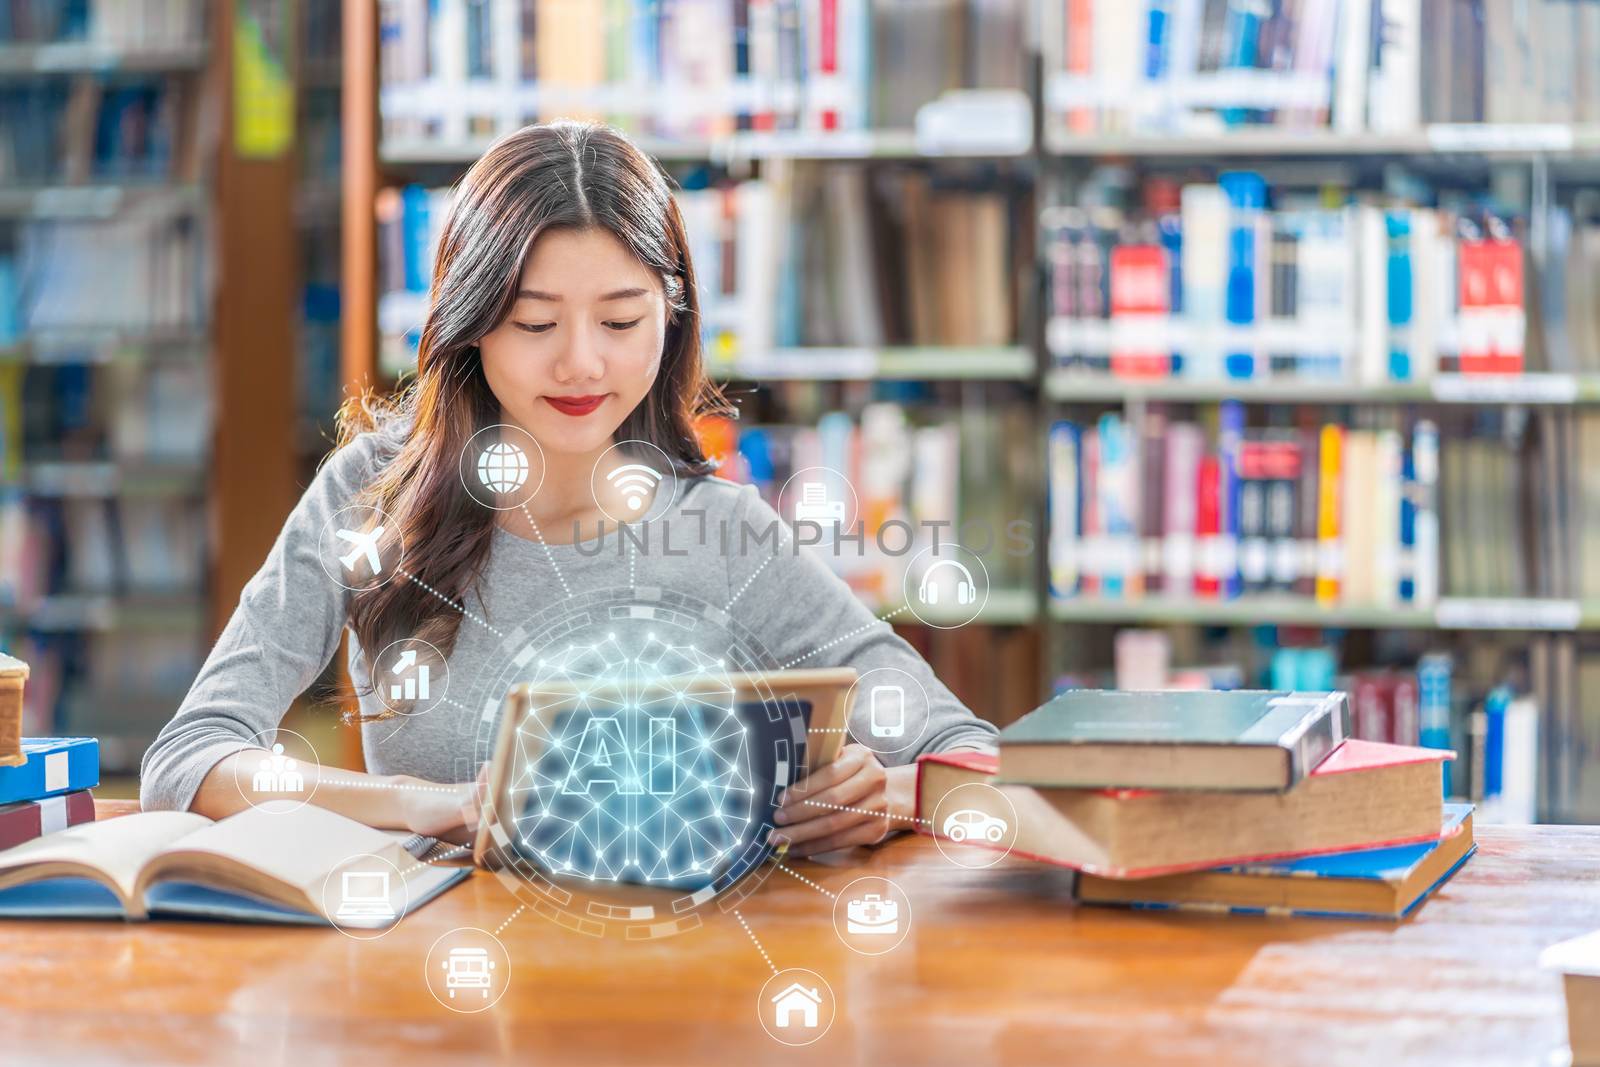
336,121 -> 728,705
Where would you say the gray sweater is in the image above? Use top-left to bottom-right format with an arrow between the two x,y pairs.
139,430 -> 998,813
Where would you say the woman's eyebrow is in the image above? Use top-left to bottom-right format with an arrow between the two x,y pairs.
515,287 -> 649,302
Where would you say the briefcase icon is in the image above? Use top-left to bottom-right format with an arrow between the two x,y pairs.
846,893 -> 898,935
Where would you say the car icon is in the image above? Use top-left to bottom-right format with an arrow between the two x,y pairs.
942,808 -> 1007,844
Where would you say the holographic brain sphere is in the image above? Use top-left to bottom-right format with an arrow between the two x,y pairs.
511,636 -> 755,886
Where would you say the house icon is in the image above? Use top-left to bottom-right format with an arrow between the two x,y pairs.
769,982 -> 822,1028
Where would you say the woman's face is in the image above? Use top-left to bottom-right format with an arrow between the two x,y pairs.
478,226 -> 667,460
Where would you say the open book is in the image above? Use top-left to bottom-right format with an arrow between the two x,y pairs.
0,801 -> 469,925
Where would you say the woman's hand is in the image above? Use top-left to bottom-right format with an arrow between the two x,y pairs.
396,763 -> 488,846
769,744 -> 918,859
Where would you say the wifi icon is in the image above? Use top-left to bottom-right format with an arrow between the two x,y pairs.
605,463 -> 663,512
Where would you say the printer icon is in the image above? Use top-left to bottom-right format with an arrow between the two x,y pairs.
845,893 -> 899,935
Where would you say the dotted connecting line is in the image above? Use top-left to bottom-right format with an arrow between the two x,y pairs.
807,727 -> 850,733
398,842 -> 472,878
733,909 -> 779,976
330,778 -> 463,795
396,567 -> 504,638
725,544 -> 781,610
773,862 -> 837,899
495,903 -> 526,936
780,607 -> 904,669
520,504 -> 574,599
627,536 -> 638,587
800,797 -> 931,827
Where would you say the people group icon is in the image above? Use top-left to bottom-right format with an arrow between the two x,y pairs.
253,743 -> 305,794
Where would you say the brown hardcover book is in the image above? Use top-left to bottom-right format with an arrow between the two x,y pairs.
916,739 -> 1450,880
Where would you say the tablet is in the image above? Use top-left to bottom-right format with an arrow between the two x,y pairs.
473,667 -> 855,890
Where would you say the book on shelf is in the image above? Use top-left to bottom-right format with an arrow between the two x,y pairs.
1044,175 -> 1600,384
1076,802 -> 1476,921
996,689 -> 1348,792
377,0 -> 1027,145
915,739 -> 1451,879
0,801 -> 468,925
0,1 -> 207,48
1042,0 -> 1600,135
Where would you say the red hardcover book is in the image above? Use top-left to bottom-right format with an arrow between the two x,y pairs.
1390,672 -> 1420,746
0,789 -> 94,849
1457,238 -> 1525,375
916,741 -> 1452,880
1109,244 -> 1172,378
1352,673 -> 1394,743
1194,454 -> 1222,598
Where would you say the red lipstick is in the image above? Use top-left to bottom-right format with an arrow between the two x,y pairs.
543,394 -> 607,416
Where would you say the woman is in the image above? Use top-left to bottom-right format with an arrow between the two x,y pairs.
140,120 -> 997,860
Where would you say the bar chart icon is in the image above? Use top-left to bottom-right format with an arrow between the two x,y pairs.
389,648 -> 430,702
390,665 -> 429,701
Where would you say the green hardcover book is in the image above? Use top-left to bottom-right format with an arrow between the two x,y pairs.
997,690 -> 1350,792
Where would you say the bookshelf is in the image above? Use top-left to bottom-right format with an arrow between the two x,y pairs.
0,1 -> 305,773
333,1 -> 1600,821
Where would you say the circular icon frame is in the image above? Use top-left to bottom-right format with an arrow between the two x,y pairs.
590,439 -> 679,525
929,781 -> 1019,870
317,504 -> 402,591
372,637 -> 450,718
831,875 -> 911,956
757,967 -> 836,1046
424,927 -> 511,1013
460,423 -> 546,511
777,466 -> 859,548
233,728 -> 319,815
843,667 -> 932,757
319,851 -> 411,941
902,543 -> 991,629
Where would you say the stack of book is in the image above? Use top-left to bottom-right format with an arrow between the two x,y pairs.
0,736 -> 99,853
917,689 -> 1476,919
1542,931 -> 1600,1067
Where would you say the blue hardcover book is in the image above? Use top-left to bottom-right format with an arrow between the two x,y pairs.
1078,804 -> 1476,920
1418,653 -> 1453,795
1398,433 -> 1417,601
1220,171 -> 1266,379
1386,210 -> 1415,380
1218,400 -> 1245,598
400,184 -> 433,293
0,738 -> 99,805
1219,0 -> 1265,127
1145,0 -> 1172,79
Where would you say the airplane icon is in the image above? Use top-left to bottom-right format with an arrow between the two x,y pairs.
336,526 -> 385,575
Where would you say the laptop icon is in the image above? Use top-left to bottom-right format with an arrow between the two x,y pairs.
335,870 -> 396,922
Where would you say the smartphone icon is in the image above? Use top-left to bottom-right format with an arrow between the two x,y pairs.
870,685 -> 906,739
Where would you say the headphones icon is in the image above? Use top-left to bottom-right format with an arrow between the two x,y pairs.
918,559 -> 976,606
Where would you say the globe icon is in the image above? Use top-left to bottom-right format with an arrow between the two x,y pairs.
477,441 -> 529,494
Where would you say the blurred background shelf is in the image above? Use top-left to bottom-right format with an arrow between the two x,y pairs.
1044,372 -> 1600,406
713,345 -> 1035,382
0,41 -> 206,75
1048,597 -> 1598,632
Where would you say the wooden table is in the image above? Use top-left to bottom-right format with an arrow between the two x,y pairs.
0,800 -> 1593,1066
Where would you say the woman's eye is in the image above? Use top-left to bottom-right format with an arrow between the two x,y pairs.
604,318 -> 643,331
514,322 -> 555,334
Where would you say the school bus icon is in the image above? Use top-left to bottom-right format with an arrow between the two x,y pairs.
442,947 -> 495,998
